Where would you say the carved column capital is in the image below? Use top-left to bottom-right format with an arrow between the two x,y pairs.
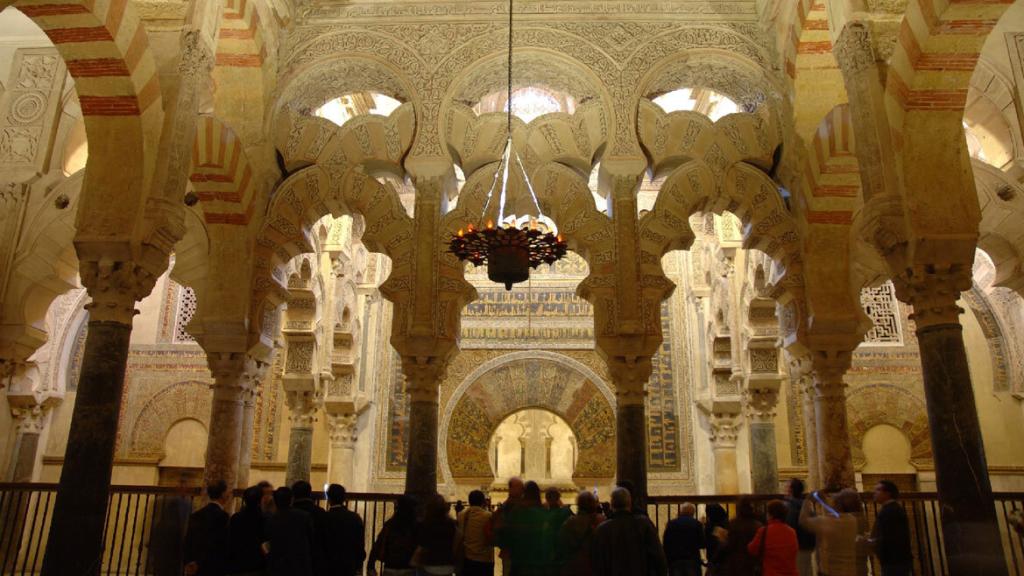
207,351 -> 267,392
327,412 -> 358,448
79,258 -> 159,324
8,394 -> 59,434
402,356 -> 447,403
892,263 -> 972,330
709,411 -> 742,449
746,385 -> 780,423
834,21 -> 876,77
607,355 -> 652,406
285,387 -> 321,428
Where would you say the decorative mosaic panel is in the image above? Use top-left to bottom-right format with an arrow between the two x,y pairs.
647,301 -> 680,471
460,287 -> 594,349
860,282 -> 903,346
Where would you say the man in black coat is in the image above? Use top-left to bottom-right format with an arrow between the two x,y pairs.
292,480 -> 330,576
592,487 -> 668,576
183,480 -> 232,576
870,480 -> 913,576
662,502 -> 705,576
324,484 -> 366,576
266,486 -> 315,576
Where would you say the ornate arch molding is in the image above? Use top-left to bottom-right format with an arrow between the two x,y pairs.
846,384 -> 931,469
125,380 -> 211,459
973,159 -> 1024,294
439,351 -> 615,485
963,287 -> 1015,393
966,59 -> 1022,165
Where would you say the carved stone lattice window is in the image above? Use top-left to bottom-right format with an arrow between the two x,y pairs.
173,287 -> 197,343
860,281 -> 903,346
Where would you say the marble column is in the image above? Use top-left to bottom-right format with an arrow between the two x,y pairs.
746,386 -> 780,494
800,377 -> 820,489
327,412 -> 357,487
608,356 -> 651,506
42,258 -> 157,576
236,386 -> 257,488
6,397 -> 52,481
900,270 -> 1006,575
284,386 -> 319,486
709,412 -> 741,494
203,352 -> 255,491
810,351 -> 856,490
403,361 -> 444,499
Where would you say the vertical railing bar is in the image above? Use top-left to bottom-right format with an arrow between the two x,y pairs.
934,500 -> 946,576
0,487 -> 12,573
126,492 -> 143,573
2,490 -> 26,571
136,493 -> 153,575
113,491 -> 129,574
101,492 -> 115,570
19,488 -> 44,575
108,491 -> 125,572
29,490 -> 52,573
1000,499 -> 1021,575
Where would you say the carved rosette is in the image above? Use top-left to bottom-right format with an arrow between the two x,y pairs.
80,258 -> 160,325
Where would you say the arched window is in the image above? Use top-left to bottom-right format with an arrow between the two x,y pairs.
652,88 -> 740,122
474,86 -> 576,123
315,92 -> 402,127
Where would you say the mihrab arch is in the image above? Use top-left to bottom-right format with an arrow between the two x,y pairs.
439,351 -> 616,486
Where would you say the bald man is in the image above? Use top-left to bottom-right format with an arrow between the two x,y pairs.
663,503 -> 705,576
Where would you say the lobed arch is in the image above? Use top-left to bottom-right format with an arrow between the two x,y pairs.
973,159 -> 1024,294
438,351 -> 616,485
126,381 -> 212,459
6,0 -> 165,241
2,172 -> 82,360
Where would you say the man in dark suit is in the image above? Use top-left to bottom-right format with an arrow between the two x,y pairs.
662,502 -> 705,576
292,480 -> 330,576
870,480 -> 913,576
267,486 -> 315,576
592,487 -> 668,576
183,480 -> 232,576
324,484 -> 366,576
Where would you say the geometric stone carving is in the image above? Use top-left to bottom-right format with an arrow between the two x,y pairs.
860,281 -> 903,346
173,287 -> 198,343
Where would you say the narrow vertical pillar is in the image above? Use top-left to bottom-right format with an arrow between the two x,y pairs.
403,361 -> 444,499
898,268 -> 1006,575
284,385 -> 319,486
746,386 -> 780,494
204,352 -> 250,491
236,386 -> 257,488
810,350 -> 855,490
800,377 -> 820,489
709,412 -> 741,494
326,412 -> 357,487
608,356 -> 651,506
42,258 -> 157,576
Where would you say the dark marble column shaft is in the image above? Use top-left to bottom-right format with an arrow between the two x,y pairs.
41,321 -> 132,576
917,322 -> 1006,575
749,422 -> 778,494
8,431 -> 40,482
285,425 -> 314,486
615,402 -> 647,506
404,395 -> 439,499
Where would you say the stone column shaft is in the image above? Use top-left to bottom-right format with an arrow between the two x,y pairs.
902,272 -> 1007,575
203,353 -> 265,492
801,379 -> 820,489
42,258 -> 156,576
285,395 -> 317,487
236,389 -> 256,488
607,356 -> 651,506
811,370 -> 855,490
747,385 -> 780,494
6,400 -> 51,482
709,414 -> 741,494
405,387 -> 439,499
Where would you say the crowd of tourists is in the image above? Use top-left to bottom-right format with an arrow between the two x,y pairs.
156,477 -> 913,576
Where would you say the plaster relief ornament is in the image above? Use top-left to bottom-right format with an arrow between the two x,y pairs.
448,0 -> 566,290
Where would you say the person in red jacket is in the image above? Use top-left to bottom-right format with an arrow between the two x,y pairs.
748,500 -> 799,576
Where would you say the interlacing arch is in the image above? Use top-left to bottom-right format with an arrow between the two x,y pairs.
8,0 -> 163,239
250,103 -> 417,340
636,98 -> 805,306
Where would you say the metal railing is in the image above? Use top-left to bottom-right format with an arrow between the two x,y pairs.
0,484 -> 1021,575
645,492 -> 1024,576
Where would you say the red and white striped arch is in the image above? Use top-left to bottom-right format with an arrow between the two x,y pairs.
216,0 -> 266,69
887,0 -> 1015,141
800,104 -> 860,225
190,115 -> 258,226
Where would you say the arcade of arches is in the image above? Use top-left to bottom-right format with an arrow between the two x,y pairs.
1,0 -> 1024,573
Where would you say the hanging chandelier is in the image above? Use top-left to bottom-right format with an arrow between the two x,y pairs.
448,0 -> 567,290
